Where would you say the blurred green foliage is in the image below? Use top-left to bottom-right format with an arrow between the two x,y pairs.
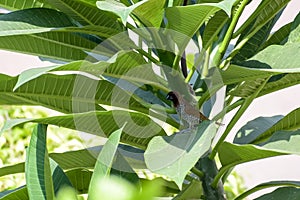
0,106 -> 84,191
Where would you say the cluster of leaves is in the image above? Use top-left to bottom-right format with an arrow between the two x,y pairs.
0,0 -> 300,199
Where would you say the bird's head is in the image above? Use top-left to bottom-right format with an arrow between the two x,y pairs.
166,91 -> 179,107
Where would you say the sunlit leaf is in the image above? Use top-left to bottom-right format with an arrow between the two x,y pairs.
252,107 -> 300,144
145,121 -> 216,188
25,124 -> 54,200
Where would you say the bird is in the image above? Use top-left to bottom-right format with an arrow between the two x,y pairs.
166,91 -> 222,129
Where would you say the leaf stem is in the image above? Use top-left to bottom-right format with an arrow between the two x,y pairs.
212,99 -> 244,121
191,167 -> 204,178
215,0 -> 250,66
210,77 -> 270,159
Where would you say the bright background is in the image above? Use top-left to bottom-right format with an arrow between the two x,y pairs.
1,0 -> 300,198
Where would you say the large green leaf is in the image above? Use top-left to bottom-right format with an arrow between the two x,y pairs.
15,51 -> 168,92
255,187 -> 300,200
229,77 -> 271,97
0,163 -> 24,177
0,159 -> 73,199
0,0 -> 51,10
145,121 -> 216,188
232,15 -> 278,63
258,73 -> 300,97
88,127 -> 123,198
235,0 -> 291,38
202,10 -> 229,49
47,0 -> 122,29
262,22 -> 291,48
236,181 -> 300,200
1,110 -> 166,149
218,142 -> 285,167
0,73 -> 147,113
0,8 -> 75,36
97,0 -> 147,26
132,0 -> 166,27
165,0 -> 235,39
65,169 -> 92,194
0,32 -> 97,62
50,158 -> 73,194
0,145 -> 146,178
287,13 -> 300,44
25,124 -> 54,200
261,130 -> 300,155
251,107 -> 300,144
217,142 -> 286,183
0,187 -> 28,200
234,115 -> 283,144
226,42 -> 300,98
247,43 -> 300,70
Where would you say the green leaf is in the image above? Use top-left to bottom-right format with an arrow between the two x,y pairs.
229,77 -> 271,97
58,25 -> 121,38
287,16 -> 300,43
1,110 -> 166,149
132,0 -> 166,27
0,142 -> 147,179
258,73 -> 300,97
0,73 -> 147,114
65,169 -> 92,194
50,158 -> 73,195
202,10 -> 229,49
252,107 -> 300,144
165,0 -> 235,39
236,181 -> 300,200
0,0 -> 51,10
202,64 -> 300,106
166,5 -> 217,42
262,22 -> 291,48
232,15 -> 278,63
110,150 -> 141,184
47,51 -> 168,92
234,115 -> 283,144
235,0 -> 291,38
220,65 -> 277,85
256,187 -> 300,200
13,66 -> 58,91
261,129 -> 300,154
0,186 -> 28,200
25,124 -> 54,200
0,8 -> 74,36
88,126 -> 123,198
219,142 -> 285,167
96,0 -> 146,26
247,43 -> 300,70
47,0 -> 122,29
173,179 -> 202,200
0,163 -> 25,177
144,121 -> 217,189
217,142 -> 286,182
0,32 -> 97,62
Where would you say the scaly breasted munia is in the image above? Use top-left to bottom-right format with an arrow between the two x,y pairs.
166,91 -> 221,129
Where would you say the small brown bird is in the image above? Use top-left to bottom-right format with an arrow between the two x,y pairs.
166,91 -> 222,129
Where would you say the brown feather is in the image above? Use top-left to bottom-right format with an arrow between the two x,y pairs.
167,90 -> 223,128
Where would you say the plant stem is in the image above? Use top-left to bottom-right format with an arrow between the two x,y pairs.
215,0 -> 250,66
202,46 -> 211,77
210,77 -> 270,159
191,167 -> 204,178
212,99 -> 244,121
196,155 -> 227,199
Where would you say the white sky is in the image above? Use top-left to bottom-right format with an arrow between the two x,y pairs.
0,0 -> 300,198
